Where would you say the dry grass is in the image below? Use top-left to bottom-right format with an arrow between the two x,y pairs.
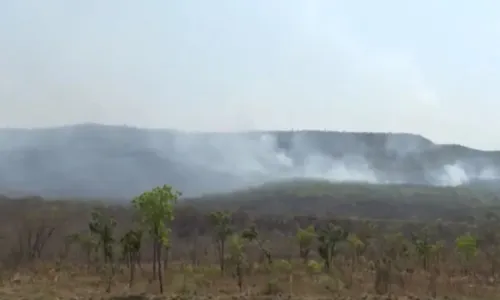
1,260 -> 499,300
1,195 -> 500,299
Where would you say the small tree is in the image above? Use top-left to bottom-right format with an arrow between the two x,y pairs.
381,232 -> 411,276
478,215 -> 500,277
316,223 -> 348,272
242,225 -> 273,265
60,233 -> 80,261
296,225 -> 316,264
132,184 -> 179,294
120,228 -> 143,287
209,211 -> 233,274
88,210 -> 117,293
430,240 -> 445,267
228,233 -> 246,292
347,233 -> 365,273
71,232 -> 99,269
15,210 -> 61,263
456,233 -> 478,274
411,232 -> 433,271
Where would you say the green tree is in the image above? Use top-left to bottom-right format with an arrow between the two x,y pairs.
132,184 -> 180,294
347,233 -> 364,271
228,233 -> 246,292
209,211 -> 233,274
316,223 -> 348,272
410,231 -> 433,271
295,225 -> 316,264
456,233 -> 478,274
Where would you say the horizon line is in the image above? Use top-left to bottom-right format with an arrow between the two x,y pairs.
1,122 -> 499,153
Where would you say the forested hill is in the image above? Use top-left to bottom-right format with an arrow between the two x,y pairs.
0,123 -> 499,199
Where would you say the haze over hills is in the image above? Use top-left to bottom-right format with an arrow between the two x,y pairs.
0,123 -> 499,199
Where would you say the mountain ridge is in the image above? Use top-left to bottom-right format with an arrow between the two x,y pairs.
0,123 -> 499,199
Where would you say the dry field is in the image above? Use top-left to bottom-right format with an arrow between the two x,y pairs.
1,260 -> 497,300
1,185 -> 500,300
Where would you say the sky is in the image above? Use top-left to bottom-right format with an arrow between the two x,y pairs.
0,1 -> 500,150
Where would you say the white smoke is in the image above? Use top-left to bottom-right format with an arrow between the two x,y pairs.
435,163 -> 500,186
1,125 -> 500,198
162,130 -> 500,191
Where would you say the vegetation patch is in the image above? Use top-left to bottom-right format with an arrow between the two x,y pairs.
0,181 -> 499,299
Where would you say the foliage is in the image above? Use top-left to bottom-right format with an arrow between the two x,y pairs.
4,181 -> 500,298
456,233 -> 478,269
242,224 -> 273,265
307,259 -> 323,275
132,184 -> 180,294
132,185 -> 179,244
88,210 -> 117,292
227,233 -> 246,291
316,223 -> 348,272
119,228 -> 143,287
209,211 -> 233,273
410,230 -> 434,270
296,225 -> 317,263
88,210 -> 116,264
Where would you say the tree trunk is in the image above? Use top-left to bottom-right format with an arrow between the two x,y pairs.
129,252 -> 136,287
105,254 -> 115,293
163,246 -> 170,272
85,248 -> 91,271
218,240 -> 225,274
105,264 -> 113,293
125,252 -> 131,269
157,241 -> 164,294
191,231 -> 199,266
152,240 -> 157,280
236,262 -> 243,292
136,250 -> 143,271
102,242 -> 109,265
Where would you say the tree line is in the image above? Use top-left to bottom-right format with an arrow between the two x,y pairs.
41,183 -> 498,298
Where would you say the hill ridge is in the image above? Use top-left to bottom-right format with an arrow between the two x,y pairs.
0,123 -> 499,199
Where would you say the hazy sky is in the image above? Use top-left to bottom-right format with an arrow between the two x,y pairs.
1,1 -> 499,149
